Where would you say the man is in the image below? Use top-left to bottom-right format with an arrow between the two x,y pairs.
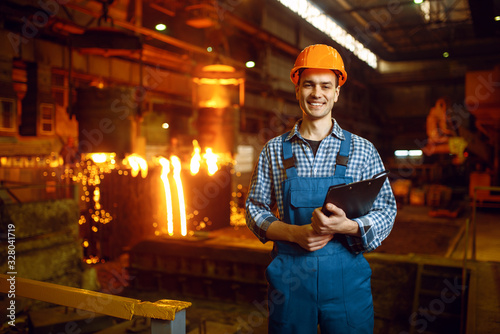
245,44 -> 397,333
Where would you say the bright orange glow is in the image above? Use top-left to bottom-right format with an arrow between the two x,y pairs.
193,77 -> 243,85
190,140 -> 202,175
47,156 -> 61,167
203,148 -> 218,175
85,153 -> 116,167
171,156 -> 187,236
193,77 -> 244,108
195,84 -> 231,108
91,153 -> 107,164
202,64 -> 235,72
158,157 -> 174,236
124,154 -> 148,178
203,97 -> 226,108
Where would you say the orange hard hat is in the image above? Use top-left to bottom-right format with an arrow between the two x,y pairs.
290,44 -> 347,87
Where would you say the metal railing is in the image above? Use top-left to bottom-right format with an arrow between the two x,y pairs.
0,180 -> 76,203
471,185 -> 500,260
0,274 -> 191,334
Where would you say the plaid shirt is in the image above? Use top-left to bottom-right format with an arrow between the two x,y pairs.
245,119 -> 397,254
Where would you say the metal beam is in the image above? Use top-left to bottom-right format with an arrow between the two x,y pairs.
0,274 -> 191,321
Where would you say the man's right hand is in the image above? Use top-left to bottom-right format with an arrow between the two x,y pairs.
266,221 -> 333,252
291,224 -> 333,251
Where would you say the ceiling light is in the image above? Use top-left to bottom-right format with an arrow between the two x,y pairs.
276,0 -> 377,68
395,150 -> 422,157
155,23 -> 167,31
443,51 -> 449,58
207,46 -> 213,52
495,16 -> 500,21
162,123 -> 169,129
245,61 -> 255,68
414,0 -> 424,4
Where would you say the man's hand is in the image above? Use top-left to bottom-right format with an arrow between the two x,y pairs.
290,224 -> 333,251
311,203 -> 361,236
265,221 -> 333,252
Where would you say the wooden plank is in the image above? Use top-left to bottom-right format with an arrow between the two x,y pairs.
0,274 -> 190,321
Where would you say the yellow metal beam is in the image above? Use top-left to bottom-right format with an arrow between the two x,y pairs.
0,274 -> 190,321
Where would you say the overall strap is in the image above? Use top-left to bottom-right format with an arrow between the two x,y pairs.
334,130 -> 352,178
281,132 -> 298,178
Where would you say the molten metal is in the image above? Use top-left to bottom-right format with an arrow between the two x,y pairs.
125,154 -> 148,178
171,156 -> 187,236
158,157 -> 174,236
190,140 -> 202,175
203,148 -> 218,176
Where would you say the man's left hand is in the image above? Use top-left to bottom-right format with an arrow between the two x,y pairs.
311,203 -> 361,236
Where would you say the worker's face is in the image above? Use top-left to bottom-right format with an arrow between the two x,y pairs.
296,69 -> 340,121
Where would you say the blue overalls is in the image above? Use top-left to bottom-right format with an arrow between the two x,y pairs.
266,130 -> 374,334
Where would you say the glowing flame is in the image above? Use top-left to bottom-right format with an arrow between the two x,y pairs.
124,154 -> 148,178
204,148 -> 218,175
158,157 -> 174,236
190,140 -> 202,175
171,156 -> 187,236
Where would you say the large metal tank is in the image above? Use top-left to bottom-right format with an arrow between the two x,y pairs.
75,86 -> 138,158
194,107 -> 239,155
192,64 -> 244,155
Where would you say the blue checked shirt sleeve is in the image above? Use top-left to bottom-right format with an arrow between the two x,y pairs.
345,143 -> 397,254
245,144 -> 278,243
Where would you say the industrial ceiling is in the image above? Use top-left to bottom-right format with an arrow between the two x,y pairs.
2,0 -> 499,69
313,0 -> 500,65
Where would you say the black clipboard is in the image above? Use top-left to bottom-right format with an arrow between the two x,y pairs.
321,170 -> 389,219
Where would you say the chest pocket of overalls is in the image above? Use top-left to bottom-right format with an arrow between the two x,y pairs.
285,178 -> 335,226
289,188 -> 325,208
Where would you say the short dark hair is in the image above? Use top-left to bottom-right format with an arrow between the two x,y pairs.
297,68 -> 339,87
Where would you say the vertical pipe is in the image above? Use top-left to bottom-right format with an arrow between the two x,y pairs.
460,218 -> 469,334
472,188 -> 477,261
68,45 -> 73,119
135,0 -> 142,28
494,131 -> 499,186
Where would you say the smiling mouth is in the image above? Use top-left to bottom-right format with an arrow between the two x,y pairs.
308,102 -> 324,107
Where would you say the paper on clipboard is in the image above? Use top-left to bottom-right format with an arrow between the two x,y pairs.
321,170 -> 389,219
